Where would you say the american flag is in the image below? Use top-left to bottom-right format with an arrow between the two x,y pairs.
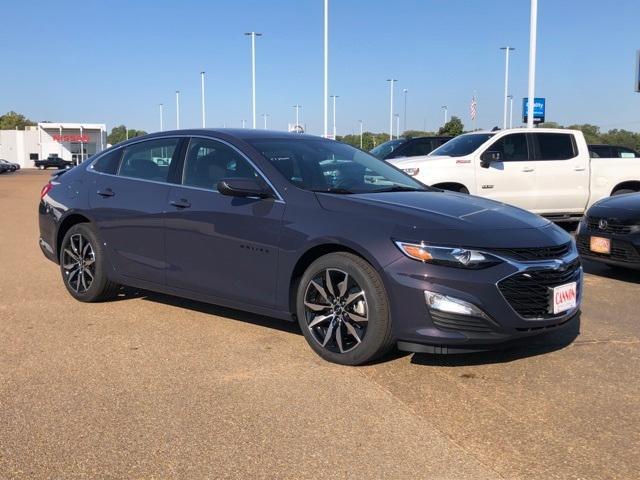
470,95 -> 477,121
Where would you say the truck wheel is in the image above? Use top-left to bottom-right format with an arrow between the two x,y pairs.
59,223 -> 120,302
612,188 -> 636,196
296,252 -> 394,366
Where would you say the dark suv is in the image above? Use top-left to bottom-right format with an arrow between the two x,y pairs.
370,136 -> 452,160
35,155 -> 72,170
588,144 -> 639,159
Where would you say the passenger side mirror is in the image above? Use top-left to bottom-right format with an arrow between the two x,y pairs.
480,150 -> 501,168
217,177 -> 273,199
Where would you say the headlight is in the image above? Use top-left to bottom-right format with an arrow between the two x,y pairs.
402,167 -> 419,176
394,241 -> 501,269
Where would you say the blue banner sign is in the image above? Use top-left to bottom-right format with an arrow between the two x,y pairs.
522,97 -> 545,124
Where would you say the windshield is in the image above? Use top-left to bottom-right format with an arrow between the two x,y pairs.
246,137 -> 428,194
370,139 -> 405,159
429,133 -> 494,157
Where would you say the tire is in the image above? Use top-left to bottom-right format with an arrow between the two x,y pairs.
296,252 -> 394,365
59,223 -> 120,302
612,188 -> 636,196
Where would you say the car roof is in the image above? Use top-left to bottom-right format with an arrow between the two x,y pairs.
138,128 -> 324,142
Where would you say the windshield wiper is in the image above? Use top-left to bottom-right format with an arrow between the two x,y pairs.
312,187 -> 355,194
373,185 -> 427,193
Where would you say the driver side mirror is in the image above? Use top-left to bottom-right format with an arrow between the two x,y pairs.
217,177 -> 273,199
480,150 -> 501,168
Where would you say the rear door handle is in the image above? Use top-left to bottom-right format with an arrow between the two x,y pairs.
574,166 -> 586,171
97,188 -> 115,197
521,167 -> 535,172
170,199 -> 191,209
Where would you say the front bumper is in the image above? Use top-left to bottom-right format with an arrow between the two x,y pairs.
576,227 -> 640,270
383,250 -> 582,351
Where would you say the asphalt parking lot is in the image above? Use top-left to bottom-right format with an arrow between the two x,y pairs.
1,170 -> 638,479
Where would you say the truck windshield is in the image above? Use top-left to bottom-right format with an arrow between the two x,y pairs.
370,139 -> 405,159
429,133 -> 494,157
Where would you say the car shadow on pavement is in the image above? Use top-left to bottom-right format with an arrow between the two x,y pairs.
111,287 -> 302,336
409,316 -> 581,367
581,260 -> 640,284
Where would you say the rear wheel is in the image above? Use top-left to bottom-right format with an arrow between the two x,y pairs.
59,223 -> 120,302
296,252 -> 394,365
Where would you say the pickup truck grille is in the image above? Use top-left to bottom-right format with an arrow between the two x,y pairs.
498,259 -> 581,319
586,217 -> 633,235
577,236 -> 640,263
491,242 -> 572,261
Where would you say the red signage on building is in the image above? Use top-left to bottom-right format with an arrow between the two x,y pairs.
52,134 -> 90,143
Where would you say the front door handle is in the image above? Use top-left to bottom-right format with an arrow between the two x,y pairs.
521,167 -> 535,172
170,199 -> 191,209
97,188 -> 115,197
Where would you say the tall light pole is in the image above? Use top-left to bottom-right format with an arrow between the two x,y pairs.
441,105 -> 448,125
358,120 -> 363,149
175,90 -> 180,129
245,32 -> 262,129
159,103 -> 164,132
403,88 -> 408,133
386,79 -> 397,140
292,105 -> 301,131
394,114 -> 400,139
261,113 -> 269,129
329,95 -> 338,138
508,94 -> 514,128
200,71 -> 206,128
242,119 -> 247,128
500,46 -> 515,129
527,0 -> 538,128
323,0 -> 329,138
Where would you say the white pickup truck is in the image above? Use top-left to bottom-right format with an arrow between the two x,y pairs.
388,128 -> 640,220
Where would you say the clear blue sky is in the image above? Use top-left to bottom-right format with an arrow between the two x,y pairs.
2,0 -> 639,136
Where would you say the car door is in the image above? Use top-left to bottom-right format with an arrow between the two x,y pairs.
88,137 -> 183,285
532,132 -> 589,214
474,132 -> 538,210
164,136 -> 285,307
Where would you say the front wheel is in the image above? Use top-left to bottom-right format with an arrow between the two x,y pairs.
59,223 -> 120,302
296,252 -> 394,365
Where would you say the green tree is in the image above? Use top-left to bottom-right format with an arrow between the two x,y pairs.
567,124 -> 602,144
600,129 -> 640,152
0,111 -> 36,130
107,125 -> 147,145
402,130 -> 436,139
537,121 -> 562,129
437,116 -> 464,137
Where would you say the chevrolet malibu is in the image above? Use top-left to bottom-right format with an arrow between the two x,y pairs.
38,129 -> 582,365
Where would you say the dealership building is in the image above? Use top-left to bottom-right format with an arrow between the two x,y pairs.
0,122 -> 107,168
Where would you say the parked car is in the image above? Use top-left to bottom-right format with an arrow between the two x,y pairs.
0,159 -> 19,172
389,128 -> 640,222
39,129 -> 581,365
588,144 -> 639,159
0,162 -> 9,174
35,155 -> 72,170
370,136 -> 452,160
576,193 -> 640,270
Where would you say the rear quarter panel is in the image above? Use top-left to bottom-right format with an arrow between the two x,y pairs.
588,157 -> 640,208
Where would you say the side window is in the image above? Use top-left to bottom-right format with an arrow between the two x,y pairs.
534,133 -> 576,160
402,140 -> 435,157
183,138 -> 258,190
487,133 -> 529,161
92,148 -> 122,174
588,145 -> 611,158
118,138 -> 179,182
616,147 -> 638,158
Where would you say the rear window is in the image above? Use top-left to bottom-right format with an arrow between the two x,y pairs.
534,133 -> 576,160
91,149 -> 122,174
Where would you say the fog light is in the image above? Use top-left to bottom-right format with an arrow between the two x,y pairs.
424,291 -> 490,319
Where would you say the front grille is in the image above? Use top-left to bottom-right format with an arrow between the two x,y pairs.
577,236 -> 640,263
430,310 -> 498,333
586,217 -> 633,235
498,259 -> 581,319
492,242 -> 572,261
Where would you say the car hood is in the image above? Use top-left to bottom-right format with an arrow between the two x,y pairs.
589,193 -> 640,217
316,190 -> 570,248
388,155 -> 453,167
